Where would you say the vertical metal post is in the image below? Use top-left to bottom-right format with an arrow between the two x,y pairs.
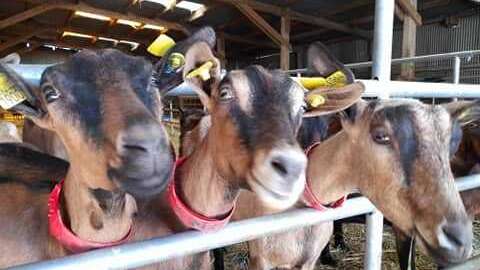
365,0 -> 393,269
453,56 -> 461,101
372,0 -> 395,98
453,56 -> 461,84
365,210 -> 385,270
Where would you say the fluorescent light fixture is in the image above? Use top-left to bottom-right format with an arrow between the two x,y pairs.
117,19 -> 142,28
74,11 -> 111,21
119,40 -> 140,51
98,37 -> 119,45
140,0 -> 176,9
143,24 -> 166,31
62,31 -> 94,39
43,44 -> 77,51
176,1 -> 204,12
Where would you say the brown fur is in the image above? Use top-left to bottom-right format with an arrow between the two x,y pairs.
0,49 -> 171,268
235,99 -> 472,269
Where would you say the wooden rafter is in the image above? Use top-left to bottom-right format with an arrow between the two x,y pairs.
215,0 -> 370,39
232,2 -> 284,47
396,0 -> 422,25
0,29 -> 47,52
0,1 -> 189,34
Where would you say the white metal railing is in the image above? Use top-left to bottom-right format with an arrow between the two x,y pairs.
9,175 -> 480,270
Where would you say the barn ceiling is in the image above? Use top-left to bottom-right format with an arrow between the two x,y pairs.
0,0 -> 478,61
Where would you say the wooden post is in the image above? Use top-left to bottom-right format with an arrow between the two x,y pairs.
400,0 -> 417,80
217,32 -> 226,68
280,10 -> 290,70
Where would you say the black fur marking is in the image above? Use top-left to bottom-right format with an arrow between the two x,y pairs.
297,116 -> 330,149
42,50 -> 157,143
89,188 -> 126,216
0,143 -> 68,191
229,66 -> 297,150
382,105 -> 418,185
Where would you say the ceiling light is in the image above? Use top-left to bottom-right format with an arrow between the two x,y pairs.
98,37 -> 119,45
119,40 -> 140,51
143,24 -> 166,31
117,19 -> 143,28
74,11 -> 111,21
140,0 -> 176,10
176,1 -> 204,12
62,31 -> 94,39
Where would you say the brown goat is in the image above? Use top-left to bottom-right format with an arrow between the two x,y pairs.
0,48 -> 175,267
126,30 -> 366,268
233,42 -> 473,269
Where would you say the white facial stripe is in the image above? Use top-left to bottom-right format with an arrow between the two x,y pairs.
229,71 -> 252,114
290,81 -> 305,116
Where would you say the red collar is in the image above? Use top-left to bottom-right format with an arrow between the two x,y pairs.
167,157 -> 235,232
48,179 -> 133,253
303,142 -> 346,211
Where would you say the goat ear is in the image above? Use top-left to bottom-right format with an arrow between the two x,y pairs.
306,41 -> 355,84
303,82 -> 364,117
154,27 -> 218,96
0,63 -> 44,119
443,100 -> 480,127
183,41 -> 221,111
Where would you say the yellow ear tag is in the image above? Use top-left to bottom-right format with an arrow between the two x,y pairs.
147,34 -> 176,57
186,61 -> 214,81
325,70 -> 347,87
306,94 -> 326,108
294,70 -> 348,90
0,73 -> 27,110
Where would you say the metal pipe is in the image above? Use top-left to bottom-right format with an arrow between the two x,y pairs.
453,56 -> 461,84
9,176 -> 480,270
364,0 -> 394,267
12,197 -> 377,270
286,49 -> 480,74
445,255 -> 480,270
359,80 -> 480,98
364,209 -> 385,270
371,0 -> 395,83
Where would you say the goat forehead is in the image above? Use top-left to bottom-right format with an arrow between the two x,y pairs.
42,49 -> 156,141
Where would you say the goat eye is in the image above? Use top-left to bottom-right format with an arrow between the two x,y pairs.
219,86 -> 233,101
43,86 -> 61,103
372,128 -> 391,145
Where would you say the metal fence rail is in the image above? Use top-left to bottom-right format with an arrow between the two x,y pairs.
287,50 -> 480,74
10,175 -> 480,270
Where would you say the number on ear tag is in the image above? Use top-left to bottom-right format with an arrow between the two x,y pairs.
0,73 -> 27,110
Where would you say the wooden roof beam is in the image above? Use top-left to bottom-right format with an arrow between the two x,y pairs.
0,1 -> 57,30
0,29 -> 48,52
0,1 -> 189,34
396,0 -> 422,25
215,0 -> 370,39
232,2 -> 284,47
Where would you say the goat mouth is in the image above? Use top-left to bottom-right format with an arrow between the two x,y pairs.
109,167 -> 173,199
249,176 -> 290,201
414,227 -> 464,267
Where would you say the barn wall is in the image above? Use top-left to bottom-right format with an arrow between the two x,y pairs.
326,13 -> 480,83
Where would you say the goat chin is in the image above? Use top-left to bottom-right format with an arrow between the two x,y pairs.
247,171 -> 306,211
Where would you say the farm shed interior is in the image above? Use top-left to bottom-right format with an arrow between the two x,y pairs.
0,0 -> 480,269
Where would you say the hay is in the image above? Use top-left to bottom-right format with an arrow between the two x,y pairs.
222,218 -> 480,270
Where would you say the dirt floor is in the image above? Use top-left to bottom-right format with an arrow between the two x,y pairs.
222,219 -> 480,270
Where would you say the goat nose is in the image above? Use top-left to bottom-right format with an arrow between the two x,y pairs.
438,219 -> 473,254
268,149 -> 306,179
119,121 -> 165,154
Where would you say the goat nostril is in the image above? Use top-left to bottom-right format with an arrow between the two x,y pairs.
442,227 -> 463,247
271,160 -> 288,176
123,144 -> 149,153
